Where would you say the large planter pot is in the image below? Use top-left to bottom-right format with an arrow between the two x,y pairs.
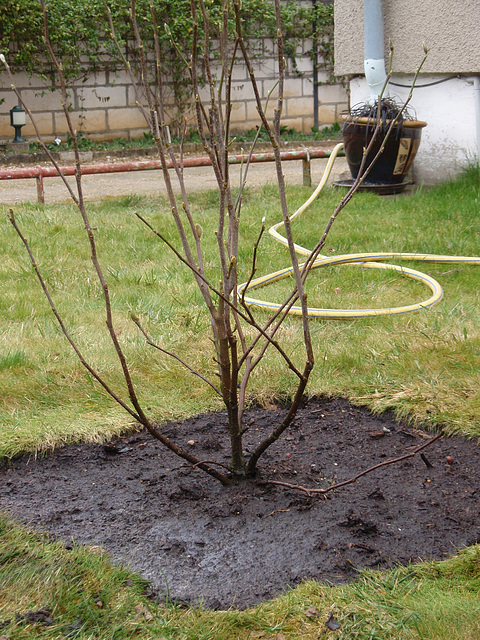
341,116 -> 427,186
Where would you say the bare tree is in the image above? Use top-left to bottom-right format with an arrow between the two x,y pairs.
105,0 -> 315,480
3,1 -> 434,489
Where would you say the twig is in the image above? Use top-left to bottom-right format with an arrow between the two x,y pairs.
240,219 -> 266,312
131,314 -> 221,396
257,432 -> 443,496
133,211 -> 304,379
420,453 -> 434,468
8,209 -> 142,422
8,209 -> 230,485
266,508 -> 290,517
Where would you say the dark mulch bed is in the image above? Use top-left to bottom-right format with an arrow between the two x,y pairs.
1,396 -> 479,609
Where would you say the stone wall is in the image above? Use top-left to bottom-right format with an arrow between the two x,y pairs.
0,39 -> 348,142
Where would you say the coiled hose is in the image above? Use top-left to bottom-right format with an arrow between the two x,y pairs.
238,143 -> 480,319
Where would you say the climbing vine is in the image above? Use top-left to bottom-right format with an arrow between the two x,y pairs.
1,0 -> 333,71
0,0 -> 334,126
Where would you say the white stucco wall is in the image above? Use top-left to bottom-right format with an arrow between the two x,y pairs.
349,75 -> 479,184
335,0 -> 480,183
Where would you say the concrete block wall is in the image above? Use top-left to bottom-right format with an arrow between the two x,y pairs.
0,39 -> 347,142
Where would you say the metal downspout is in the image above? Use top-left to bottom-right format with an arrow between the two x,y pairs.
363,0 -> 389,101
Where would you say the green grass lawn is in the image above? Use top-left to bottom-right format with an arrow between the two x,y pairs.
1,169 -> 479,457
1,166 -> 479,638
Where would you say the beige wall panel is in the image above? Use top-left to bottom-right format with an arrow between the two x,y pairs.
335,0 -> 480,75
250,58 -> 280,81
22,112 -> 54,137
127,84 -> 148,107
230,64 -> 249,82
317,82 -> 348,104
84,71 -> 108,87
54,110 -> 106,135
0,90 -> 21,113
107,107 -> 146,131
229,102 -> 247,123
286,96 -> 312,118
281,116 -> 313,132
317,105 -> 336,124
265,77 -> 304,99
108,69 -> 135,87
77,85 -> 127,110
245,98 -> 276,122
231,81 -> 257,101
0,122 -> 11,137
336,102 -> 349,118
19,89 -> 64,112
1,70 -> 49,90
287,55 -> 313,76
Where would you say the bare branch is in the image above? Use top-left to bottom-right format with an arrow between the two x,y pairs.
258,433 -> 443,495
133,211 -> 304,379
8,209 -> 142,422
131,314 -> 221,396
240,219 -> 266,315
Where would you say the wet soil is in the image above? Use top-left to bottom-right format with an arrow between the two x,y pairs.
1,396 -> 479,610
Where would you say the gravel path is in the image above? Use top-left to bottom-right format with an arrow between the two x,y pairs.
0,154 -> 350,205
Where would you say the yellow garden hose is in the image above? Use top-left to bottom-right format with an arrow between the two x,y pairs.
238,143 -> 480,319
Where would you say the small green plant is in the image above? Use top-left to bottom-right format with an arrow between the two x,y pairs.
65,131 -> 96,151
3,0 -> 371,486
23,125 -> 341,156
311,121 -> 341,138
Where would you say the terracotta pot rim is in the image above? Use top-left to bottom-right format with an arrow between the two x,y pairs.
340,114 -> 427,129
